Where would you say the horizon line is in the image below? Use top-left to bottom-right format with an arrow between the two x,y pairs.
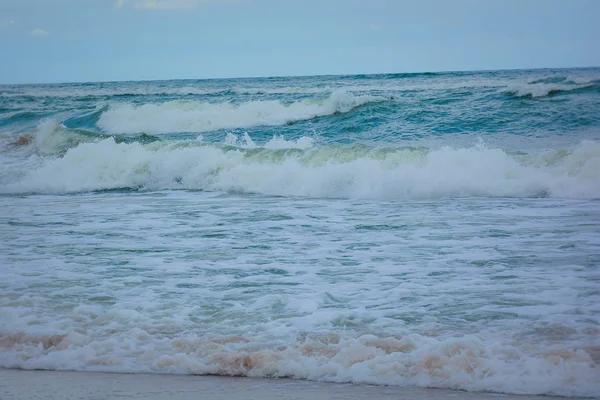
1,65 -> 598,86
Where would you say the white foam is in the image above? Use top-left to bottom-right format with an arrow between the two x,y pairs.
264,135 -> 314,150
1,131 -> 599,199
97,90 -> 386,134
0,328 -> 597,397
1,151 -> 599,397
223,133 -> 313,150
32,120 -> 78,155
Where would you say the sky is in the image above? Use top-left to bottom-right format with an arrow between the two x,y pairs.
0,0 -> 599,84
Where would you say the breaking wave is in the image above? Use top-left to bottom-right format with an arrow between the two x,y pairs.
1,125 -> 599,199
97,90 -> 387,134
0,328 -> 598,397
8,121 -> 160,156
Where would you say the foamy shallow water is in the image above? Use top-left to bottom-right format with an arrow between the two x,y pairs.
1,191 -> 598,396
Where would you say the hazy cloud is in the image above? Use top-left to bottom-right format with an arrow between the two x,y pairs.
114,0 -> 239,10
116,0 -> 206,9
370,24 -> 380,32
30,28 -> 49,37
136,0 -> 203,9
0,19 -> 16,28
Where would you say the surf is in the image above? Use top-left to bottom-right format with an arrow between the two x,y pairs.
96,90 -> 390,134
2,126 -> 599,199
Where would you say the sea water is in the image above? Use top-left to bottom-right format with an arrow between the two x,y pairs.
1,69 -> 599,397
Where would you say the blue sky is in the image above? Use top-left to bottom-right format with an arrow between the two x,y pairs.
0,0 -> 599,84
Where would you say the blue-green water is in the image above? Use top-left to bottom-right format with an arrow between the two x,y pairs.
0,69 -> 599,397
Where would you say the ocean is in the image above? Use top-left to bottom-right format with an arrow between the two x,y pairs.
0,68 -> 599,397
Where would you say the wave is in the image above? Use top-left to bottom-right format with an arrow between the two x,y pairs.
1,128 -> 599,199
96,90 -> 388,134
222,132 -> 314,150
3,121 -> 160,157
0,86 -> 232,99
0,111 -> 43,126
0,85 -> 388,99
0,79 -> 543,100
504,82 -> 599,98
0,328 -> 597,397
6,78 -> 597,103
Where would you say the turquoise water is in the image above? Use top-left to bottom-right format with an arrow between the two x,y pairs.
0,69 -> 599,397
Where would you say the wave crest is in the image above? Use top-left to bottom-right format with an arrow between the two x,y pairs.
97,90 -> 388,134
2,129 -> 599,199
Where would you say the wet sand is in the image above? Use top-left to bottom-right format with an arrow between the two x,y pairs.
0,369 -> 577,400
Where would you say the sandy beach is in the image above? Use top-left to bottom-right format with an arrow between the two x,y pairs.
0,369 -> 581,400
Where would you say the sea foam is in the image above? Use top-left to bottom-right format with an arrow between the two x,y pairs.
97,90 -> 386,134
0,328 -> 597,397
2,128 -> 599,199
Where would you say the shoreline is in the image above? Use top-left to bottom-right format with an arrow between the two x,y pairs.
0,368 -> 582,400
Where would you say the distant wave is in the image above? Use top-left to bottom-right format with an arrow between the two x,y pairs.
0,86 -> 364,98
1,78 -> 569,99
504,81 -> 599,98
0,81 -> 514,99
7,77 -> 598,100
2,127 -> 599,200
0,87 -> 231,98
97,90 -> 389,134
